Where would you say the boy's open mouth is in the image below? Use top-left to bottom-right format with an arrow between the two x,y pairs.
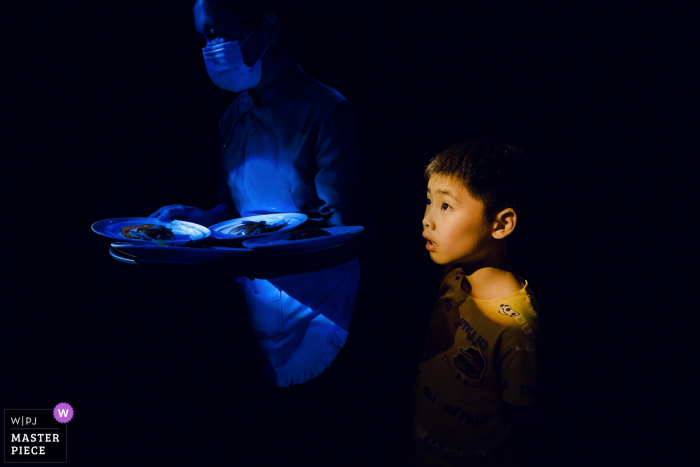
423,234 -> 436,251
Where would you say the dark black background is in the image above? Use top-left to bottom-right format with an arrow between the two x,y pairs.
2,1 -> 697,465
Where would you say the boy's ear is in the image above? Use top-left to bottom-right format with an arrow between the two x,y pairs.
491,208 -> 517,239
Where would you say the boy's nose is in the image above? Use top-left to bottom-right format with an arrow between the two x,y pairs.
423,206 -> 434,229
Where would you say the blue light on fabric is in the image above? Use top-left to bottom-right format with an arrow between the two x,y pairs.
237,258 -> 360,386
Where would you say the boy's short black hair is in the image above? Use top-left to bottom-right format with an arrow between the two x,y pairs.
425,140 -> 533,220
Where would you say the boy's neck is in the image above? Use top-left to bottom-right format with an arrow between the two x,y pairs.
458,259 -> 524,300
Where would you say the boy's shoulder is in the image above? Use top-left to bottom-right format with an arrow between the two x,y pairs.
439,268 -> 539,333
439,268 -> 537,303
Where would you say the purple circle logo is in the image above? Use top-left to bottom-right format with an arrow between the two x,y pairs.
53,402 -> 73,423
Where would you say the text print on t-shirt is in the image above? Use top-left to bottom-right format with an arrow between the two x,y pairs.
420,385 -> 491,426
453,318 -> 489,349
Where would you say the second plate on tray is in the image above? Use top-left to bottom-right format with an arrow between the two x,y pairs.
209,213 -> 308,240
242,226 -> 364,255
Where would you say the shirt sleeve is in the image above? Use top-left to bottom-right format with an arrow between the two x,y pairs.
314,100 -> 366,227
500,338 -> 538,407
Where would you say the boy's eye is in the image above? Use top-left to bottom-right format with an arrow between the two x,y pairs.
441,203 -> 451,210
426,198 -> 432,206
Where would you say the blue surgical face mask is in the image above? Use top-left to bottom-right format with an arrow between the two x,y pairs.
202,28 -> 270,93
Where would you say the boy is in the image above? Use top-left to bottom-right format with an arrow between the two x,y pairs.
411,140 -> 541,467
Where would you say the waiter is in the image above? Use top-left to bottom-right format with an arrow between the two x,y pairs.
151,0 -> 365,388
151,2 -> 367,462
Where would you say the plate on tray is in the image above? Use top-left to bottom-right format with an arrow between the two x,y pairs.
111,242 -> 253,263
92,217 -> 210,244
242,226 -> 364,255
209,213 -> 307,240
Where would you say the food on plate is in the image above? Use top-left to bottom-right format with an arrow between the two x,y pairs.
121,224 -> 155,239
121,224 -> 175,240
228,219 -> 288,236
285,228 -> 331,241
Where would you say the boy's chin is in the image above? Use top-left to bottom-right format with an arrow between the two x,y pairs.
428,253 -> 450,266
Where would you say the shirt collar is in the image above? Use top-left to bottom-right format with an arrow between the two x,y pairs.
245,63 -> 308,107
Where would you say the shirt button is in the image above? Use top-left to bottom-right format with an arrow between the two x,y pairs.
223,144 -> 227,149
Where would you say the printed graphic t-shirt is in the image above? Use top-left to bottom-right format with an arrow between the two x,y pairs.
411,268 -> 540,467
